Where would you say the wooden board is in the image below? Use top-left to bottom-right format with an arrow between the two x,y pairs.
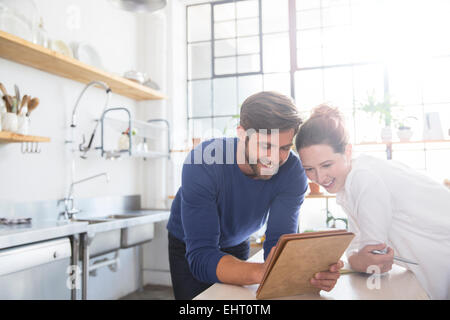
256,230 -> 354,299
0,31 -> 165,101
0,131 -> 50,142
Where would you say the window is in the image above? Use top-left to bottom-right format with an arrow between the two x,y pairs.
187,0 -> 291,139
186,0 -> 450,179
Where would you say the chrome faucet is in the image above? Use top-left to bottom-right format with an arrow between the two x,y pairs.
70,80 -> 112,159
59,172 -> 110,220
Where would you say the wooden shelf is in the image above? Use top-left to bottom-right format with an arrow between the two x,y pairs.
0,31 -> 165,101
0,131 -> 50,142
305,193 -> 336,199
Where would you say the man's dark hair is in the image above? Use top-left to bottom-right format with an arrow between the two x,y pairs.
240,91 -> 302,135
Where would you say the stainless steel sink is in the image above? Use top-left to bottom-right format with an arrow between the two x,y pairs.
94,214 -> 155,248
121,223 -> 154,248
71,214 -> 155,255
71,218 -> 121,258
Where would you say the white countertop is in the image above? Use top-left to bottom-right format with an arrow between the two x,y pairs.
194,249 -> 429,300
0,209 -> 170,250
0,220 -> 88,249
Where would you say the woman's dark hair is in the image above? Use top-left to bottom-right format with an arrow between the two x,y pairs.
295,104 -> 349,154
240,91 -> 302,135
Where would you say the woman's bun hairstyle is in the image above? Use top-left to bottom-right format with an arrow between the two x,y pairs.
295,104 -> 349,154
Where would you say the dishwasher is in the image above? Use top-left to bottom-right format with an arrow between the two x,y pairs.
0,238 -> 73,299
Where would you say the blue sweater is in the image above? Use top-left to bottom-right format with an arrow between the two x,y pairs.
166,137 -> 307,283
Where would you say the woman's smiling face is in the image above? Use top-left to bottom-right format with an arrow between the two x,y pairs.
299,144 -> 352,194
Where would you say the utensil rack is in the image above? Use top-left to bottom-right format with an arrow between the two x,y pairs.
98,107 -> 132,158
97,107 -> 171,160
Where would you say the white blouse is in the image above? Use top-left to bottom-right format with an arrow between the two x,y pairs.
336,154 -> 450,300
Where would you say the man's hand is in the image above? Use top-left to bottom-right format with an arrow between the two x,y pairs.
310,260 -> 344,292
348,243 -> 394,274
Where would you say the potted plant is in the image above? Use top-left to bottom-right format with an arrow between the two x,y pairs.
360,91 -> 398,142
396,116 -> 417,142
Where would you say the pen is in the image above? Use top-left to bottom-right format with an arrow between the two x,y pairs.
372,250 -> 419,265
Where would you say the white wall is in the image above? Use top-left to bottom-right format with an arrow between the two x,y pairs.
0,0 -> 176,298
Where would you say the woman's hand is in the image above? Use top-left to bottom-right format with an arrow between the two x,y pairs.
348,243 -> 394,274
310,260 -> 344,292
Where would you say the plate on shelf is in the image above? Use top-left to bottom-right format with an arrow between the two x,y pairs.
73,42 -> 104,70
50,39 -> 73,58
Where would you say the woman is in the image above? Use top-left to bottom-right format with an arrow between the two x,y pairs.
295,104 -> 450,300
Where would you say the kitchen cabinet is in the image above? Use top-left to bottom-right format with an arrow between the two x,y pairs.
0,237 -> 74,299
0,30 -> 165,101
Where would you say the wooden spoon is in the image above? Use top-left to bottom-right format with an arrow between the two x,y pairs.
2,95 -> 14,113
26,97 -> 39,117
0,82 -> 8,96
19,95 -> 29,115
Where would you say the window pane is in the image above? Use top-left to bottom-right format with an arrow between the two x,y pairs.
215,39 -> 236,57
350,1 -> 383,62
262,0 -> 289,33
263,33 -> 290,72
422,58 -> 450,104
322,6 -> 351,27
237,36 -> 260,55
237,0 -> 259,19
214,117 -> 239,137
191,118 -> 213,140
237,54 -> 260,73
238,74 -> 263,106
263,73 -> 291,97
188,80 -> 212,117
295,69 -> 324,110
322,26 -> 351,65
297,28 -> 322,48
237,18 -> 259,37
352,64 -> 384,107
297,29 -> 322,67
296,9 -> 321,30
188,5 -> 211,42
215,57 -> 236,75
388,63 -> 423,106
188,42 -> 211,80
323,66 -> 353,108
322,0 -> 350,7
214,21 -> 236,39
214,77 -> 238,116
297,47 -> 322,68
296,0 -> 320,11
214,2 -> 235,21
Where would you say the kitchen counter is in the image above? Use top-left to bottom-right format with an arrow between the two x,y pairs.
76,209 -> 170,236
194,249 -> 429,300
0,220 -> 88,250
0,209 -> 170,250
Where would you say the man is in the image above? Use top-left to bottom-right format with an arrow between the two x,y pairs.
167,91 -> 343,300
